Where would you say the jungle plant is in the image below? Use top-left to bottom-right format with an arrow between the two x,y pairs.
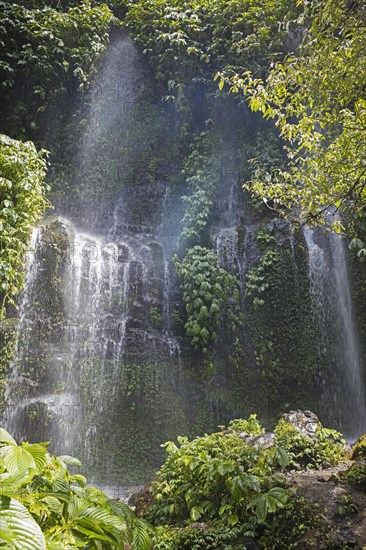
218,0 -> 366,236
341,462 -> 366,492
227,414 -> 265,436
244,228 -> 281,307
0,134 -> 49,319
180,129 -> 219,246
0,0 -> 114,136
0,427 -> 153,549
124,0 -> 298,89
174,246 -> 240,353
274,419 -> 345,468
147,417 -> 290,530
351,434 -> 366,460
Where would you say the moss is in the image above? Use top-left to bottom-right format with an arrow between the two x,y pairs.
351,434 -> 366,460
341,461 -> 366,491
150,306 -> 163,327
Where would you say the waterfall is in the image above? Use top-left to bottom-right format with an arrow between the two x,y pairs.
2,34 -> 184,485
304,227 -> 366,439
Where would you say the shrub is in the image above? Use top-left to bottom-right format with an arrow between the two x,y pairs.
0,427 -> 153,549
148,417 -> 289,530
351,434 -> 366,460
274,419 -> 345,468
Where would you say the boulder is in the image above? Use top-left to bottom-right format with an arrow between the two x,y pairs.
240,432 -> 275,449
280,410 -> 321,440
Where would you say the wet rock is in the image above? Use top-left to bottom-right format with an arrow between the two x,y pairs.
189,522 -> 213,530
239,432 -> 275,449
280,410 -> 321,439
128,480 -> 155,516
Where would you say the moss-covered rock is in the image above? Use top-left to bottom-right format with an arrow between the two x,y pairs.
351,434 -> 366,461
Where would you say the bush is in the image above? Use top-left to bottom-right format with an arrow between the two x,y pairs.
174,246 -> 240,353
351,434 -> 366,460
0,134 -> 49,318
148,416 -> 289,530
274,419 -> 345,468
341,462 -> 366,492
0,427 -> 153,549
227,414 -> 264,435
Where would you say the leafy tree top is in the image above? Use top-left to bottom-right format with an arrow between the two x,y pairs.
218,0 -> 366,236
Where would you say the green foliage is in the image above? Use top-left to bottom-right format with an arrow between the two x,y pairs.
341,462 -> 366,492
174,246 -> 240,352
147,417 -> 290,532
335,495 -> 358,519
0,427 -> 153,549
220,0 -> 366,235
274,419 -> 345,468
0,134 -> 49,318
351,434 -> 366,460
180,129 -> 219,245
0,495 -> 46,550
245,230 -> 281,307
0,0 -> 114,136
227,414 -> 264,436
258,496 -> 330,550
153,523 -> 243,549
146,415 -> 348,548
242,222 -> 319,416
124,0 -> 297,89
150,306 -> 163,327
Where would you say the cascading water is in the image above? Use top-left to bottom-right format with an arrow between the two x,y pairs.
3,34 -> 185,485
304,227 -> 366,439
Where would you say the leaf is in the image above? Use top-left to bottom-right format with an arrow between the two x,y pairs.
228,513 -> 239,525
79,506 -> 124,529
0,428 -> 16,446
69,473 -> 87,486
0,470 -> 33,494
275,447 -> 289,470
53,476 -> 71,495
0,495 -> 46,550
39,496 -> 64,515
57,454 -> 81,467
131,519 -> 152,550
190,505 -> 201,521
1,445 -> 36,473
25,443 -> 47,470
218,461 -> 235,476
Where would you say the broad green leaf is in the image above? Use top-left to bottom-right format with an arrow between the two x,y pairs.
228,513 -> 239,526
1,445 -> 36,473
0,469 -> 34,494
57,455 -> 82,467
0,495 -> 46,550
275,447 -> 289,470
25,443 -> 48,470
190,505 -> 201,521
79,507 -> 125,529
0,428 -> 16,446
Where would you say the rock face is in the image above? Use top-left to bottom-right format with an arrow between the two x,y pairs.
239,432 -> 275,449
291,464 -> 366,549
